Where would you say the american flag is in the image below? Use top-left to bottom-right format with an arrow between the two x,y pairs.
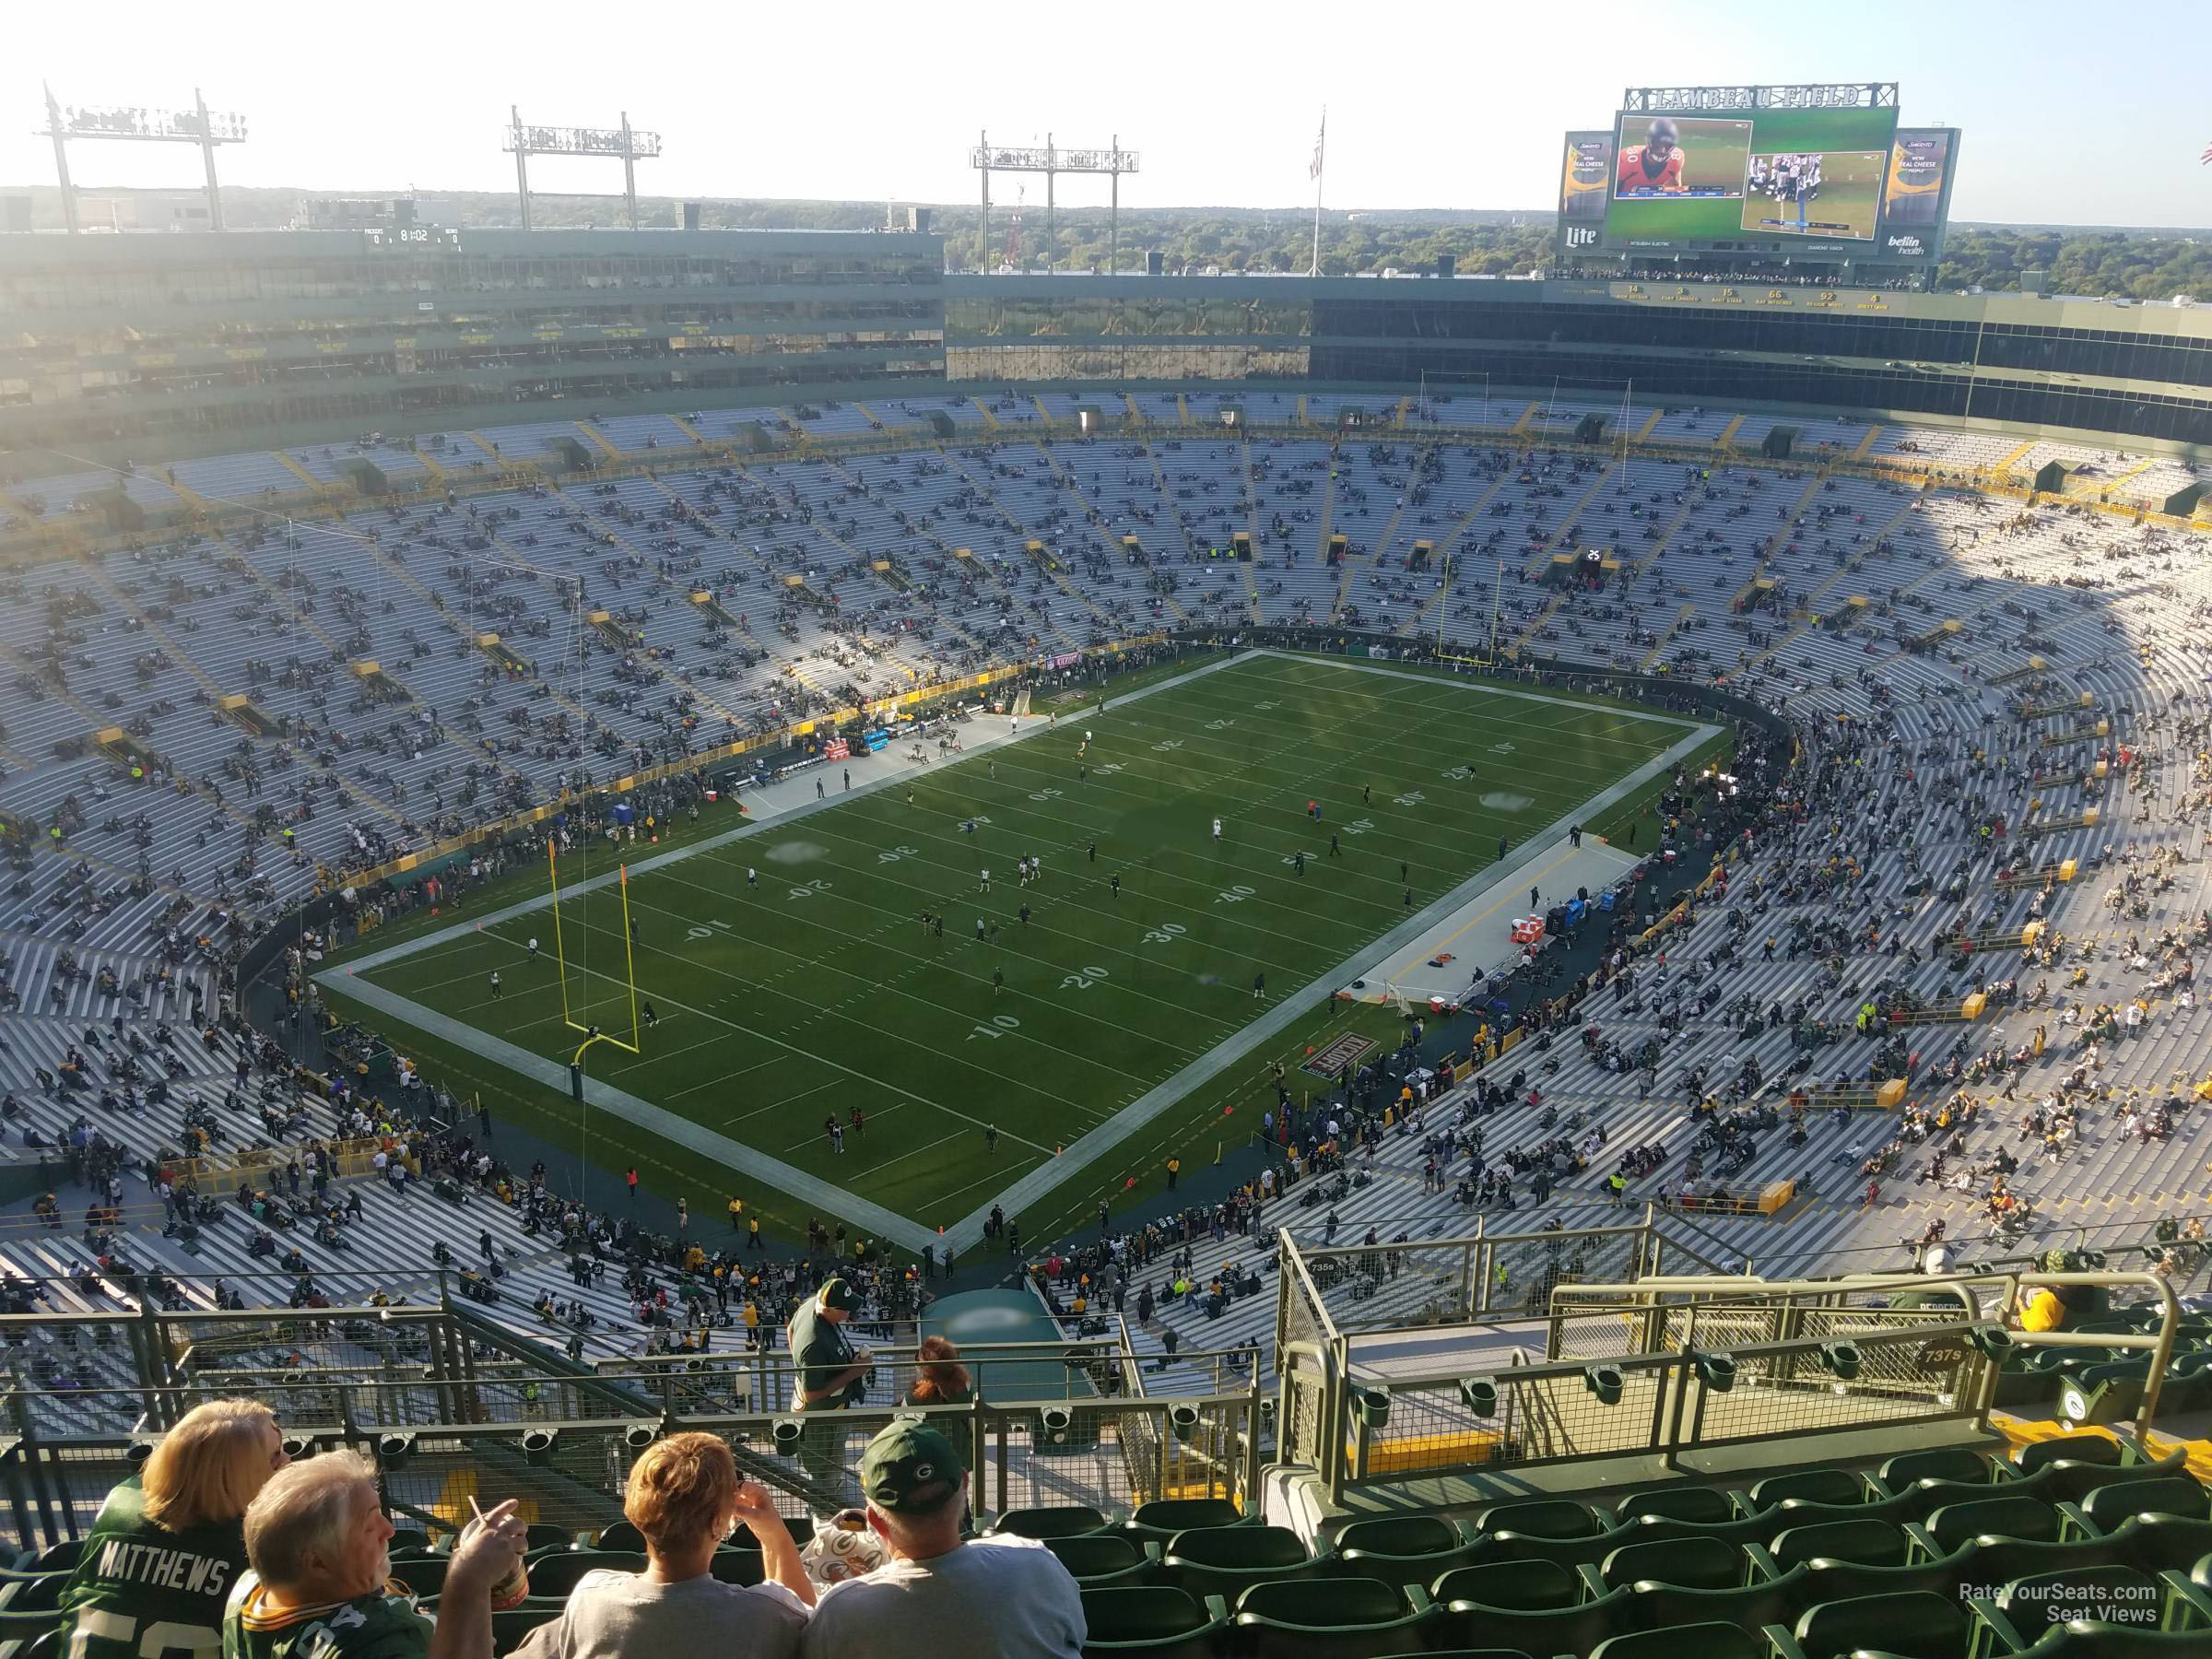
2202,138 -> 2212,165
1311,112 -> 1326,182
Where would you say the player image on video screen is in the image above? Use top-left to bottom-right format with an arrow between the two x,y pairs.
1611,115 -> 1750,202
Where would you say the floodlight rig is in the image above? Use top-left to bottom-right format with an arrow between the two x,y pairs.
971,132 -> 1140,274
503,106 -> 662,230
34,82 -> 246,234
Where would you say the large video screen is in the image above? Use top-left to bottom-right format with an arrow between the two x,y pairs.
1556,131 -> 1614,253
1606,105 -> 1899,251
1881,128 -> 1953,227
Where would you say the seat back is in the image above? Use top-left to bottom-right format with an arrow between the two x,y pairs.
1624,1575 -> 1810,1641
1768,1518 -> 1909,1572
1923,1493 -> 2060,1554
1748,1468 -> 1865,1511
707,1550 -> 764,1586
1164,1525 -> 1306,1571
1599,1534 -> 1744,1593
0,1582 -> 62,1616
2078,1477 -> 2209,1534
1079,1584 -> 1227,1655
1333,1515 -> 1461,1558
1128,1498 -> 1242,1536
2099,1512 -> 2212,1575
1880,1447 -> 1994,1489
2042,1453 -> 2188,1505
1994,1564 -> 2163,1632
2017,1434 -> 2123,1477
1234,1579 -> 1406,1625
490,1606 -> 560,1657
1792,1589 -> 1971,1659
1431,1559 -> 1579,1612
1046,1533 -> 1147,1582
592,1520 -> 647,1552
994,1503 -> 1108,1540
1468,1498 -> 1601,1540
1590,1619 -> 1770,1659
388,1558 -> 448,1598
1616,1486 -> 1735,1526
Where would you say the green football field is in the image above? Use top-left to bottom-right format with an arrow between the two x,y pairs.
328,653 -> 1695,1238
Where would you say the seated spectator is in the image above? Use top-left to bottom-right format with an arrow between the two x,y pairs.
514,1431 -> 811,1659
799,1420 -> 1082,1659
61,1399 -> 287,1659
901,1335 -> 971,1407
224,1451 -> 526,1659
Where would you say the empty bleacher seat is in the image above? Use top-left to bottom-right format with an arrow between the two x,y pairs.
1230,1577 -> 1435,1659
995,1504 -> 1111,1540
1079,1584 -> 1230,1657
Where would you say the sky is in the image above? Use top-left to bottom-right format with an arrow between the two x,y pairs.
6,0 -> 2206,229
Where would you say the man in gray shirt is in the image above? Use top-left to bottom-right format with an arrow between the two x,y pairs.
799,1420 -> 1083,1659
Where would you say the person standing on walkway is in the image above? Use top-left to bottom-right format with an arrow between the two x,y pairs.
626,1167 -> 639,1203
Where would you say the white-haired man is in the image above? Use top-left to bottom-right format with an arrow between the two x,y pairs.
223,1451 -> 527,1659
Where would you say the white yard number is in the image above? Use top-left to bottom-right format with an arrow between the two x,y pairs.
788,879 -> 831,900
1215,884 -> 1257,905
1490,741 -> 1517,755
1142,923 -> 1187,946
1205,718 -> 1235,731
1151,738 -> 1184,753
877,844 -> 920,864
1060,965 -> 1111,991
1341,818 -> 1375,837
1441,765 -> 1475,782
966,1014 -> 1022,1041
1094,762 -> 1124,776
1394,790 -> 1426,807
1253,700 -> 1278,712
1028,786 -> 1065,802
687,918 -> 734,941
67,1610 -> 219,1659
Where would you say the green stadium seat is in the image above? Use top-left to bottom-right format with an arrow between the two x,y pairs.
592,1520 -> 647,1551
1436,1581 -> 1634,1655
389,1558 -> 449,1598
1079,1585 -> 1230,1658
1230,1578 -> 1436,1659
1750,1469 -> 1869,1511
1921,1495 -> 2062,1556
14,1549 -> 76,1576
1159,1524 -> 1312,1598
1467,1498 -> 1603,1539
0,1583 -> 60,1617
526,1550 -> 645,1596
2006,1625 -> 2212,1659
996,1505 -> 1112,1540
1981,1564 -> 2183,1650
1768,1518 -> 1912,1572
1881,1448 -> 1996,1489
1474,1523 -> 1632,1574
1617,1486 -> 1737,1525
1772,1489 -> 1921,1531
1590,1618 -> 1769,1659
1431,1559 -> 1580,1612
1329,1515 -> 1475,1588
2095,1515 -> 2212,1576
1629,1511 -> 1789,1553
2069,1480 -> 2212,1536
1598,1535 -> 1746,1593
490,1606 -> 561,1657
0,1615 -> 60,1645
2018,1435 -> 2126,1477
522,1524 -> 576,1555
1777,1588 -> 1973,1659
1046,1535 -> 1159,1588
2041,1453 -> 2191,1506
1624,1565 -> 1812,1638
706,1549 -> 765,1587
388,1529 -> 434,1556
1125,1499 -> 1245,1539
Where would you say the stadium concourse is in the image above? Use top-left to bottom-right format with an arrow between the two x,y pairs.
5,389 -> 2212,1419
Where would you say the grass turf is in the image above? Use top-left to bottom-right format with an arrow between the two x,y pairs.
327,652 -> 1689,1237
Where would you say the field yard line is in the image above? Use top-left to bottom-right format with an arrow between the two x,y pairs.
937,713 -> 1722,1254
1244,651 -> 1702,730
327,649 -> 1271,982
324,971 -> 947,1253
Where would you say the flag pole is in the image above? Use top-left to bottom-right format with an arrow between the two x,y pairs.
1309,108 -> 1326,276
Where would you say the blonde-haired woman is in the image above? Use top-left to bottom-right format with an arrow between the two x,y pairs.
58,1398 -> 287,1659
515,1431 -> 813,1659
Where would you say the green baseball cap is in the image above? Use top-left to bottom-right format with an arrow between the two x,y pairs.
860,1418 -> 967,1514
819,1277 -> 863,1312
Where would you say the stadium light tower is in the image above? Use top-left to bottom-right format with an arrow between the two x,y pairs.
971,133 -> 1139,275
34,83 -> 246,234
503,107 -> 662,230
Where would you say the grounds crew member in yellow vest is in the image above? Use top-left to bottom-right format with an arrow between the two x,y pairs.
787,1277 -> 872,1497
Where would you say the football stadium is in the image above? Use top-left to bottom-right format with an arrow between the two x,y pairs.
5,70 -> 2212,1659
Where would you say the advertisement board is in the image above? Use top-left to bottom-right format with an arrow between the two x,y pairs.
1606,104 -> 1900,253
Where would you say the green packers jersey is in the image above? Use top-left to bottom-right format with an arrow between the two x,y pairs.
59,1477 -> 248,1659
222,1574 -> 432,1659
